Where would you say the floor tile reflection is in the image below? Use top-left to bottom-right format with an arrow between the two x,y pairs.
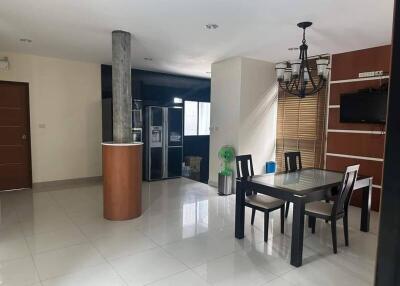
0,177 -> 378,285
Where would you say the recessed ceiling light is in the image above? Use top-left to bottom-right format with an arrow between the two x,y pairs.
288,47 -> 299,51
205,24 -> 219,30
144,57 -> 153,61
20,38 -> 32,43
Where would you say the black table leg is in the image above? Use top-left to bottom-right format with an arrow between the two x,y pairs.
360,178 -> 372,232
290,199 -> 305,267
235,180 -> 245,239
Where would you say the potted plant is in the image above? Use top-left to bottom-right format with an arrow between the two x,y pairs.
217,145 -> 235,195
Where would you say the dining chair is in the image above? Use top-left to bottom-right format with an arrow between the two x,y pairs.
235,154 -> 285,242
306,164 -> 359,253
284,151 -> 302,218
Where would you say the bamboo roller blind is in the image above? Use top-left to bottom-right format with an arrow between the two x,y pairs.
275,57 -> 329,171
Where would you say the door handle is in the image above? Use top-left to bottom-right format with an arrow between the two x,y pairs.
21,134 -> 27,140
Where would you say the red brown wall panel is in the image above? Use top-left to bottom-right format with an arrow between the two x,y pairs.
326,155 -> 383,186
331,45 -> 391,81
351,187 -> 381,211
326,133 -> 385,158
326,45 -> 390,212
326,155 -> 382,211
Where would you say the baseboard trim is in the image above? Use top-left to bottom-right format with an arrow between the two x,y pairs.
208,180 -> 217,188
32,176 -> 102,192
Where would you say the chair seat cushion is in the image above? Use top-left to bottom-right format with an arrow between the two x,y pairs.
305,201 -> 333,217
245,194 -> 284,210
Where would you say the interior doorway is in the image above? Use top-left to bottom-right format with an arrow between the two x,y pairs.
0,81 -> 32,191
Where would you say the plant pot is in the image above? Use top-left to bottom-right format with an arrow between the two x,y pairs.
218,173 -> 233,195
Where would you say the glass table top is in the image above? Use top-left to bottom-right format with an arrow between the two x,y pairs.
249,169 -> 344,194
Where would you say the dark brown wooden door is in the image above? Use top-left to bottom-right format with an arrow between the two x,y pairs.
0,81 -> 32,190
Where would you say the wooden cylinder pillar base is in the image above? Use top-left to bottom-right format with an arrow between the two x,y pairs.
102,142 -> 143,220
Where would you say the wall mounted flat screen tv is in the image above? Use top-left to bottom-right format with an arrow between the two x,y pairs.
340,91 -> 387,124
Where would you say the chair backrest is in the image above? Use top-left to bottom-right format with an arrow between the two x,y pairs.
235,154 -> 254,179
333,164 -> 360,216
284,151 -> 302,172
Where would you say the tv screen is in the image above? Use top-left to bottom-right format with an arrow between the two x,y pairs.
340,91 -> 387,124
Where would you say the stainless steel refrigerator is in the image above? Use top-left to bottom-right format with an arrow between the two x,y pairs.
144,106 -> 183,181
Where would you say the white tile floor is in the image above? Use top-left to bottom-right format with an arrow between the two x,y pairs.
0,178 -> 378,286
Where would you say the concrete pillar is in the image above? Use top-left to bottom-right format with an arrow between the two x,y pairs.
112,30 -> 132,143
103,30 -> 142,221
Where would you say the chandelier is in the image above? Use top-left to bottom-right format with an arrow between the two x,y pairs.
275,22 -> 329,98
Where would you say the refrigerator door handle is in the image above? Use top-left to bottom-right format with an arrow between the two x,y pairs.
163,107 -> 168,179
146,107 -> 151,180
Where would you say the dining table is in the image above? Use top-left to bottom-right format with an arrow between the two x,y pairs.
234,168 -> 373,267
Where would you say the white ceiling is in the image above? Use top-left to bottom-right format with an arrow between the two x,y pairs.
0,0 -> 394,78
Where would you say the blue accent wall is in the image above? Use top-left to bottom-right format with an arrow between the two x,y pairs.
101,65 -> 211,183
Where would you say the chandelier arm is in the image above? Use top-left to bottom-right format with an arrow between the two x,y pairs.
278,78 -> 302,97
308,73 -> 318,90
278,81 -> 288,91
304,48 -> 317,90
283,77 -> 327,97
301,79 -> 327,96
315,76 -> 326,91
280,83 -> 325,97
292,72 -> 300,89
281,89 -> 304,97
305,79 -> 323,95
298,47 -> 305,94
298,48 -> 307,95
286,81 -> 291,91
280,81 -> 294,96
289,79 -> 297,93
282,82 -> 301,97
315,76 -> 325,89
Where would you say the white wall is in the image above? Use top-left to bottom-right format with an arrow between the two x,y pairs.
239,58 -> 277,174
209,57 -> 242,186
209,57 -> 277,186
0,52 -> 102,183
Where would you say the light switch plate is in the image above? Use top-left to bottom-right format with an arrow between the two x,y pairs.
358,71 -> 384,78
0,58 -> 9,71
